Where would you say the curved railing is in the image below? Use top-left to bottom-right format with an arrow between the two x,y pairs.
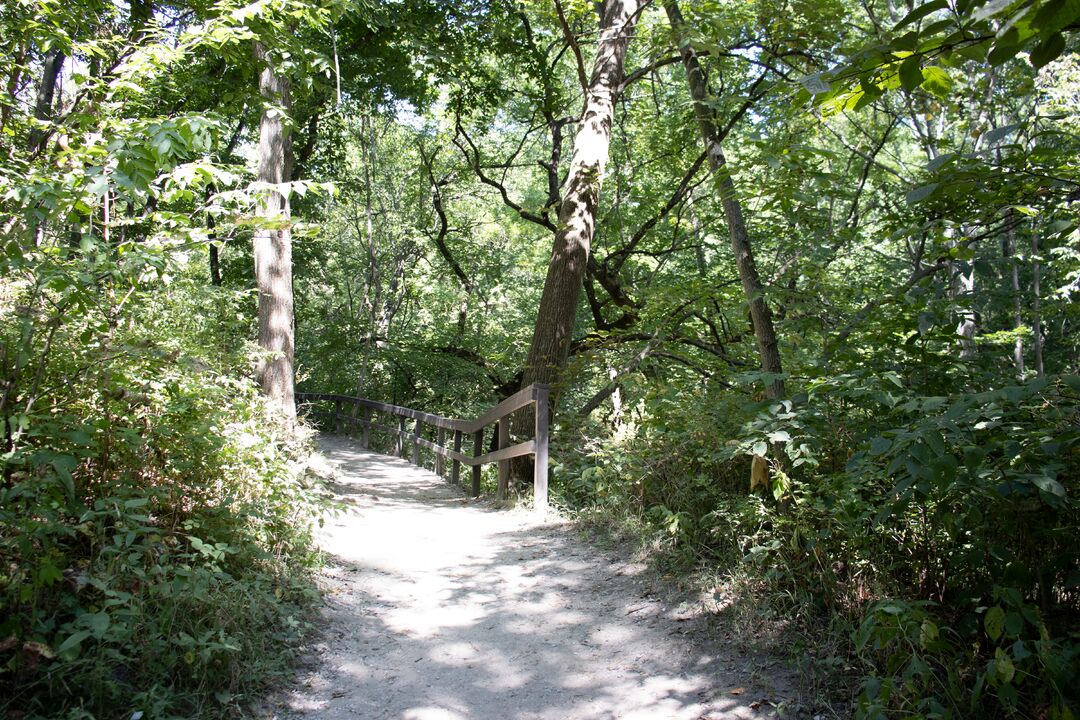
296,384 -> 550,511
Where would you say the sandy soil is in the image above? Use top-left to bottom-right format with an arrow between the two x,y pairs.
271,436 -> 795,719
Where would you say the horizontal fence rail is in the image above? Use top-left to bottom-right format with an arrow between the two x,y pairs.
296,384 -> 550,511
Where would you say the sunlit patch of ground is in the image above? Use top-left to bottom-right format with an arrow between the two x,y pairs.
267,436 -> 794,719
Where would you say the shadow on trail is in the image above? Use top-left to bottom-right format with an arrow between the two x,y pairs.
291,435 -> 783,720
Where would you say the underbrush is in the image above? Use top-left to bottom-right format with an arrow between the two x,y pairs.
555,372 -> 1080,719
1,253 -> 328,718
0,367 -> 326,719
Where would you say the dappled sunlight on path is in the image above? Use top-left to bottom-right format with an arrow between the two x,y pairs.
275,436 -> 791,719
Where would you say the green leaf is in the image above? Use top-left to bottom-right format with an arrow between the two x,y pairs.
1030,474 -> 1066,498
921,66 -> 953,97
51,455 -> 77,500
1029,32 -> 1065,68
853,81 -> 883,110
920,619 -> 939,647
895,0 -> 949,29
870,436 -> 892,456
1032,0 -> 1080,37
1004,611 -> 1024,637
81,611 -> 110,638
906,183 -> 940,204
995,647 -> 1016,682
985,605 -> 1006,641
752,441 -> 768,456
988,30 -> 1022,65
973,0 -> 1019,21
983,123 -> 1021,145
900,55 -> 925,91
57,630 -> 92,659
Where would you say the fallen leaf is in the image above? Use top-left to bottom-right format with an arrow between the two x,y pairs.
730,687 -> 745,695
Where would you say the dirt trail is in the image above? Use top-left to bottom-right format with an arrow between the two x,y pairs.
275,436 -> 793,719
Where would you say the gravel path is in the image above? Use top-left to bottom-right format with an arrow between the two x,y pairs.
275,436 -> 793,719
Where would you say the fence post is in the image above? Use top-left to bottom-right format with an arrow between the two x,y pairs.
396,416 -> 405,457
436,427 -> 446,477
497,417 -> 510,500
451,430 -> 462,486
361,406 -> 371,449
412,418 -> 421,465
533,384 -> 550,512
471,428 -> 483,497
333,399 -> 343,433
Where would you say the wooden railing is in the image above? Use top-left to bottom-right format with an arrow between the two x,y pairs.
296,384 -> 550,511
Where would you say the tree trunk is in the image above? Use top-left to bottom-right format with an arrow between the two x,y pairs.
2,39 -> 27,132
664,0 -> 784,400
519,0 -> 644,397
29,48 -> 64,153
953,263 -> 977,359
209,232 -> 222,286
253,43 -> 296,418
1003,221 -> 1024,378
1032,235 -> 1044,377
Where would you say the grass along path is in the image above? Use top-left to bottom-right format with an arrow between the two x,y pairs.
269,435 -> 794,720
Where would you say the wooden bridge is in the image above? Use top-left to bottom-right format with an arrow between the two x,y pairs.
297,383 -> 551,510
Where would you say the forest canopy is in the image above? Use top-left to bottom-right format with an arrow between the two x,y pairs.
1,0 -> 1078,717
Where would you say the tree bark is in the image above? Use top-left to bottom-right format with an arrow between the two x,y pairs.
519,0 -> 644,398
29,48 -> 64,153
1003,220 -> 1024,378
953,262 -> 977,359
664,0 -> 784,400
1032,235 -> 1044,377
253,43 -> 296,418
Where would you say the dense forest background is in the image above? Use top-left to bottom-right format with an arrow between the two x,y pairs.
1,0 -> 1078,717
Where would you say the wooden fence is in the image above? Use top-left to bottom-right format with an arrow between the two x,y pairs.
296,384 -> 550,511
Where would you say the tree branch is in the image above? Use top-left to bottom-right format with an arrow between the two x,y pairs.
554,0 -> 589,92
453,115 -> 558,232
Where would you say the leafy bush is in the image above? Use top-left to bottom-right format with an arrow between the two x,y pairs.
1,239 -> 327,718
555,370 -> 1080,718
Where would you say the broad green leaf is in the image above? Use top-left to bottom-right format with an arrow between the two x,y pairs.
1031,474 -> 1066,497
995,647 -> 1016,682
51,455 -> 77,499
57,630 -> 92,659
81,611 -> 110,637
985,605 -> 1006,641
906,183 -> 939,204
895,0 -> 949,29
921,66 -> 953,97
988,31 -> 1022,64
1032,0 -> 1080,37
900,56 -> 924,91
1029,32 -> 1065,67
983,123 -> 1021,145
973,0 -> 1020,21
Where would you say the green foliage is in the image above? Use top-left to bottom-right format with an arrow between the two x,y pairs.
0,367 -> 323,719
0,212 -> 326,718
0,2 -> 338,713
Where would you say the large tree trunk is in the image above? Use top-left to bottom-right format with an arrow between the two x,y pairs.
253,43 -> 296,418
509,0 -> 643,496
519,0 -> 644,397
664,0 -> 784,400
